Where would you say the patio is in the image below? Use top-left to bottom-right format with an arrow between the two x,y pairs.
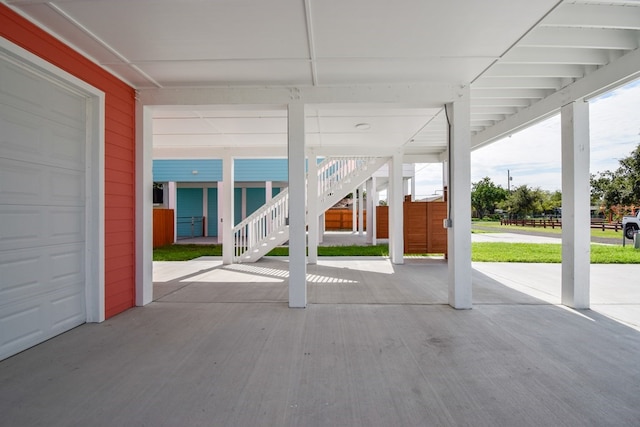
1,258 -> 639,426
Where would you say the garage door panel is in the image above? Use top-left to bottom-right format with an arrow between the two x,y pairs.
1,48 -> 89,361
48,121 -> 86,170
48,169 -> 85,205
0,207 -> 43,250
50,247 -> 84,285
50,290 -> 85,331
0,251 -> 43,302
0,105 -> 85,171
0,104 -> 44,160
0,285 -> 85,360
0,158 -> 44,204
1,244 -> 83,302
0,61 -> 47,114
0,207 -> 84,251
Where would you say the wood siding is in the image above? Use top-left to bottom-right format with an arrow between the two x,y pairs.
324,209 -> 366,231
2,4 -> 137,318
153,209 -> 175,248
404,201 -> 448,254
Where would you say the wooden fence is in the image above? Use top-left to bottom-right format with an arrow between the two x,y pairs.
153,208 -> 174,248
377,202 -> 447,254
500,218 -> 623,231
324,208 -> 366,231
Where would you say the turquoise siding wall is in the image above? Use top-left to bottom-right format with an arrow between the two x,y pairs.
246,188 -> 266,217
234,159 -> 288,181
153,159 -> 288,182
234,188 -> 242,225
207,188 -> 218,237
177,188 -> 203,237
154,159 -> 222,182
272,187 -> 281,197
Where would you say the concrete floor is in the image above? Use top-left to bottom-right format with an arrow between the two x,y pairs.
1,257 -> 640,426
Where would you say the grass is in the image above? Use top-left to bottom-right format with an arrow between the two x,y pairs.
153,244 -> 222,261
267,245 -> 390,257
472,242 -> 640,264
153,244 -> 390,261
154,242 -> 640,263
472,221 -> 624,240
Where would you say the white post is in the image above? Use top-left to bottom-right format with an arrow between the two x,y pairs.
288,104 -> 307,308
352,189 -> 357,232
561,100 -> 591,309
366,179 -> 373,244
135,104 -> 153,307
389,152 -> 404,264
168,181 -> 177,243
319,213 -> 325,243
358,184 -> 364,236
222,153 -> 234,264
217,181 -> 224,241
308,153 -> 319,264
411,176 -> 416,201
372,176 -> 378,245
447,88 -> 472,309
265,181 -> 273,203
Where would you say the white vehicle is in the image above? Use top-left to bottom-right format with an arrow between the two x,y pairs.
622,211 -> 640,239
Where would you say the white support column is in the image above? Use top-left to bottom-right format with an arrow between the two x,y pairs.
447,88 -> 472,309
389,152 -> 404,264
366,179 -> 373,244
288,103 -> 307,308
265,181 -> 273,203
352,190 -> 357,232
358,184 -> 364,236
319,213 -> 325,243
168,181 -> 177,243
217,181 -> 223,240
308,153 -> 319,264
222,153 -> 234,265
411,176 -> 416,201
561,100 -> 591,309
135,104 -> 153,308
202,187 -> 208,237
372,176 -> 378,245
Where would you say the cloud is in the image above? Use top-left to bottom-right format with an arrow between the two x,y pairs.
414,79 -> 640,195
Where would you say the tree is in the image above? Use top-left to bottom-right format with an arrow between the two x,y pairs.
471,177 -> 508,218
591,143 -> 640,211
502,184 -> 546,218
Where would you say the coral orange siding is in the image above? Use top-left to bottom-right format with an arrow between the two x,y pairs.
1,4 -> 137,318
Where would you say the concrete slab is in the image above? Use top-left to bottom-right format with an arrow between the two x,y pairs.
1,258 -> 639,426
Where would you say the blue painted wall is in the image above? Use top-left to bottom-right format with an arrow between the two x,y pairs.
207,188 -> 218,237
153,158 -> 288,182
177,188 -> 204,237
246,188 -> 266,217
154,160 -> 222,182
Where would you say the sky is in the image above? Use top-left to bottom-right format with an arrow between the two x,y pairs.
413,79 -> 640,198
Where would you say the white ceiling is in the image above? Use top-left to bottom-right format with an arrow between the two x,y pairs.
6,0 -> 640,160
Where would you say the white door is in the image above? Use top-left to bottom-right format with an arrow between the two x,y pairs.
0,53 -> 88,360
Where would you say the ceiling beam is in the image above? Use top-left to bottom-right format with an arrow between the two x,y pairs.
471,47 -> 640,149
138,83 -> 460,108
521,27 -> 638,50
543,3 -> 640,30
501,47 -> 612,65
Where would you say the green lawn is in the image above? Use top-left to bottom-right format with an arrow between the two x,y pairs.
154,242 -> 640,263
472,221 -> 624,240
472,242 -> 640,264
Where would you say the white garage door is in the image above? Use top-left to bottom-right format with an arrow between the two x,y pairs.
0,53 -> 88,360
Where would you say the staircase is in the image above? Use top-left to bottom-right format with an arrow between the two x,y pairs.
233,156 -> 388,263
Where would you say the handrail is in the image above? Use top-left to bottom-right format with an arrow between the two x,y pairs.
232,156 -> 383,262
